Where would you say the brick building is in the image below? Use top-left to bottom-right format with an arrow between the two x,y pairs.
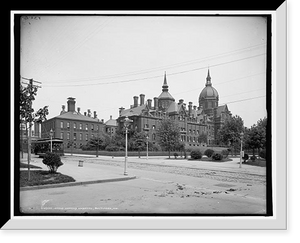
117,70 -> 231,148
41,97 -> 106,149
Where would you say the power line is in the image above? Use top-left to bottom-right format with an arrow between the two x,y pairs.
47,42 -> 266,84
219,95 -> 266,106
44,53 -> 266,88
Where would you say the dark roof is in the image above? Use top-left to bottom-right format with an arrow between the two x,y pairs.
158,91 -> 175,100
105,118 -> 118,126
120,104 -> 148,117
214,105 -> 229,117
55,111 -> 100,122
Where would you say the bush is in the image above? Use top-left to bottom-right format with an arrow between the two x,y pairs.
174,152 -> 178,159
221,149 -> 229,159
250,155 -> 256,161
259,149 -> 266,159
190,150 -> 202,160
42,152 -> 63,173
204,149 -> 214,158
242,153 -> 249,162
105,145 -> 121,151
212,153 -> 223,161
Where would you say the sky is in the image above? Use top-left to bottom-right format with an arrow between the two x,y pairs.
20,15 -> 267,128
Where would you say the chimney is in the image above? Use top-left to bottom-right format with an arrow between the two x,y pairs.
87,109 -> 91,117
101,119 -> 104,123
84,112 -> 87,116
77,107 -> 81,114
140,94 -> 145,106
62,105 -> 65,111
188,102 -> 193,115
67,97 -> 76,112
179,99 -> 184,104
119,107 -> 125,116
110,115 -> 112,120
147,99 -> 152,109
193,105 -> 197,110
93,111 -> 97,119
133,96 -> 139,108
154,97 -> 158,110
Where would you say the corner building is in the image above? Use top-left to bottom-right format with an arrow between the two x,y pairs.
41,97 -> 106,149
117,70 -> 232,148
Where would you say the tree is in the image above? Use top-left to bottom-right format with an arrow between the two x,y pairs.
86,136 -> 105,157
20,81 -> 48,180
198,132 -> 207,144
129,132 -> 147,158
67,141 -> 76,156
156,118 -> 181,158
244,117 -> 267,157
217,115 -> 244,156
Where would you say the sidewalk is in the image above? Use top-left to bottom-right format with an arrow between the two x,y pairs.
20,155 -> 136,191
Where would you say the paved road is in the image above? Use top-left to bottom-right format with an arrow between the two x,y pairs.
20,156 -> 266,215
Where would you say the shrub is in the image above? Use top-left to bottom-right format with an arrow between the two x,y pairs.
212,153 -> 223,161
42,152 -> 63,173
259,149 -> 266,159
204,149 -> 214,158
250,155 -> 256,161
105,145 -> 121,151
174,152 -> 178,159
221,149 -> 229,159
190,150 -> 202,160
242,153 -> 249,162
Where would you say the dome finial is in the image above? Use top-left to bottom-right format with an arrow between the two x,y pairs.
206,68 -> 212,86
162,71 -> 169,92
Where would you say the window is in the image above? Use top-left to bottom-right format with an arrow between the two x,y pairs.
60,121 -> 64,128
96,125 -> 99,131
74,123 -> 76,129
79,133 -> 82,141
86,134 -> 88,141
74,133 -> 76,141
67,132 -> 70,140
91,134 -> 94,138
85,124 -> 88,130
152,133 -> 156,141
67,122 -> 70,129
60,132 -> 64,139
79,123 -> 82,130
152,125 -> 156,130
91,124 -> 94,130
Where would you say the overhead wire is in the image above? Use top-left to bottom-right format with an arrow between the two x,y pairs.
44,52 -> 266,87
47,42 -> 266,84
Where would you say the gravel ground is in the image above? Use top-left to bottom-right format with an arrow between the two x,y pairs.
82,158 -> 266,186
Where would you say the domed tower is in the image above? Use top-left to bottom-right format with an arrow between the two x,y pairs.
199,69 -> 219,116
158,72 -> 175,111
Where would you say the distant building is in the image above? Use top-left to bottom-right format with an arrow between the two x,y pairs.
117,70 -> 232,148
105,115 -> 118,138
41,97 -> 107,149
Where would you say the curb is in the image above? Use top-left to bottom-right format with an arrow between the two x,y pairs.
20,175 -> 137,191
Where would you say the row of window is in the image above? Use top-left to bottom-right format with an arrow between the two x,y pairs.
180,135 -> 207,143
60,121 -> 100,131
60,132 -> 98,141
142,124 -> 208,134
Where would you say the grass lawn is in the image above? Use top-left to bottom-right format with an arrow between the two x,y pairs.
20,170 -> 75,187
188,157 -> 232,162
20,162 -> 42,169
244,159 -> 266,167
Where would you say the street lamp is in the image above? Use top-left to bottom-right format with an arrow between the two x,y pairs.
146,134 -> 149,160
50,128 -> 54,152
239,132 -> 244,168
123,116 -> 133,176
